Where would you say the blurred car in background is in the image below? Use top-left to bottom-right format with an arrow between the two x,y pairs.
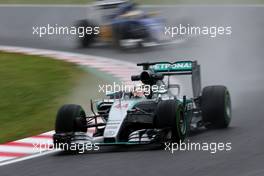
76,0 -> 166,50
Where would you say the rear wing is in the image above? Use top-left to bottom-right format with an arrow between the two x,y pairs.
151,61 -> 193,74
137,61 -> 201,98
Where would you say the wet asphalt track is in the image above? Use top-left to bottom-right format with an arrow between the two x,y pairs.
0,5 -> 264,176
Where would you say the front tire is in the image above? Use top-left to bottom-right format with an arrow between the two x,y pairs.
55,104 -> 87,133
201,86 -> 232,128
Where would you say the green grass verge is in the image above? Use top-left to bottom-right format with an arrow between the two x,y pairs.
0,0 -> 264,4
0,52 -> 109,143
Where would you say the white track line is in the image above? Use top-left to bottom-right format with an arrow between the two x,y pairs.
0,146 -> 38,154
0,157 -> 16,162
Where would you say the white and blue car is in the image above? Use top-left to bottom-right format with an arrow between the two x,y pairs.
76,0 -> 166,49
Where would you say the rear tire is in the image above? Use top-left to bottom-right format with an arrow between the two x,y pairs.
201,86 -> 232,128
155,100 -> 187,143
55,104 -> 87,133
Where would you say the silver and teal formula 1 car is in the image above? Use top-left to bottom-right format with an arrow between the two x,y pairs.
53,61 -> 232,149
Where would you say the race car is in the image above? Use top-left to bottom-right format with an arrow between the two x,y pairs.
53,60 -> 232,150
76,0 -> 166,50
